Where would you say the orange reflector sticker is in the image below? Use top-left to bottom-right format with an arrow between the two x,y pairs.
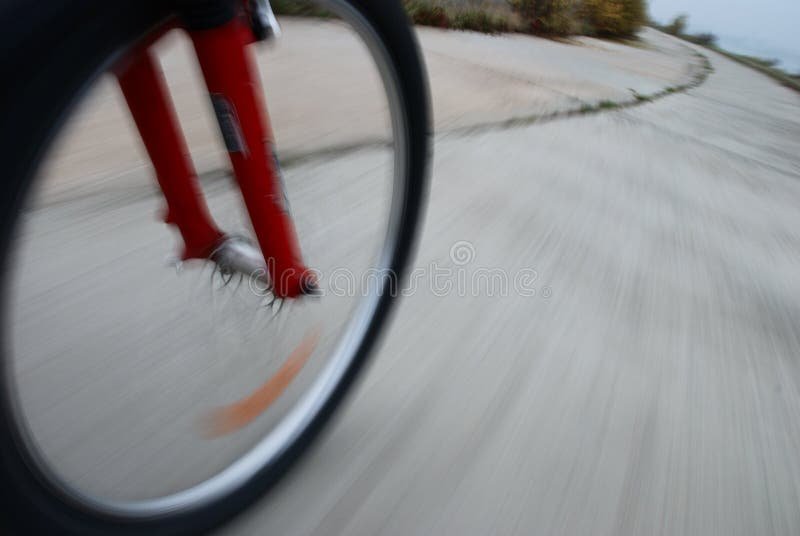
202,326 -> 321,437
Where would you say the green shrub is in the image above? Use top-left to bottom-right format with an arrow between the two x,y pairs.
403,0 -> 450,28
688,32 -> 717,46
270,0 -> 332,17
452,9 -> 509,33
741,55 -> 779,68
663,13 -> 687,36
581,0 -> 645,38
507,0 -> 581,35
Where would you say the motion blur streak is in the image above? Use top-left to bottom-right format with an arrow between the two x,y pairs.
10,18 -> 800,535
203,326 -> 321,438
222,34 -> 800,536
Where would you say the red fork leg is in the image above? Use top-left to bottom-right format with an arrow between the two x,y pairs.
189,17 -> 310,298
117,48 -> 224,260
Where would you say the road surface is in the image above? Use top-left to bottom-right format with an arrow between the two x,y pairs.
9,22 -> 800,535
222,38 -> 800,535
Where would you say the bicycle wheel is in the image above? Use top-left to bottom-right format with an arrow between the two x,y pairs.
0,0 -> 429,533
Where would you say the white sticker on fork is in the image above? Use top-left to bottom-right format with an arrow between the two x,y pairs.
270,144 -> 291,213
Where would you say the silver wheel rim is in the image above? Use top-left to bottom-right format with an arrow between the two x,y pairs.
2,0 -> 410,520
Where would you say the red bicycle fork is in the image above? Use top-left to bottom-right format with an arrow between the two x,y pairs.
116,16 -> 311,298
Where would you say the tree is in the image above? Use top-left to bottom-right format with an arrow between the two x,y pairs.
691,32 -> 717,46
507,0 -> 581,35
582,0 -> 646,38
664,13 -> 688,36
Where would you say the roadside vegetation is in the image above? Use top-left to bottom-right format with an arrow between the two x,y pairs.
713,51 -> 800,93
652,13 -> 800,93
270,0 -> 332,17
579,0 -> 646,38
403,1 -> 515,33
407,0 -> 648,37
271,0 -> 647,38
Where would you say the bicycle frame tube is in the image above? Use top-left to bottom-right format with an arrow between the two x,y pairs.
189,16 -> 310,298
116,8 -> 310,297
117,46 -> 225,260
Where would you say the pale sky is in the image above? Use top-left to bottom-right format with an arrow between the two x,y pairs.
649,0 -> 800,72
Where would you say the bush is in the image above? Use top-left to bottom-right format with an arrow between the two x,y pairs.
663,13 -> 687,36
452,10 -> 510,33
270,0 -> 331,17
689,32 -> 717,46
507,0 -> 581,35
581,0 -> 645,38
744,56 -> 779,68
275,0 -> 646,39
403,0 -> 450,28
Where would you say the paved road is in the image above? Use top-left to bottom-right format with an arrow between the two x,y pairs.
36,23 -> 700,204
9,23 -> 800,535
220,45 -> 800,535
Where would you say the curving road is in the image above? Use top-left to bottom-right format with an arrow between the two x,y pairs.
8,21 -> 800,534
220,41 -> 800,535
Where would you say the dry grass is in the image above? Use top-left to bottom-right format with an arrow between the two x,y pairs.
272,0 -> 646,39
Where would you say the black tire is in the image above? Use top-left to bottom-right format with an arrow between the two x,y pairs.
0,1 -> 430,534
